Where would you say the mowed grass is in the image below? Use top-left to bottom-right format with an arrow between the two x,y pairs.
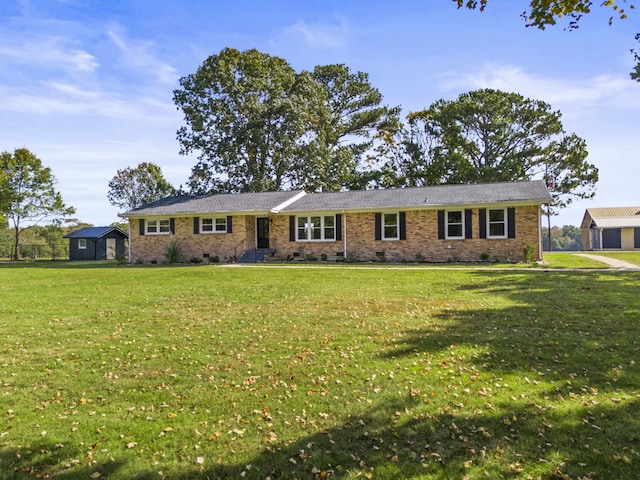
1,263 -> 639,479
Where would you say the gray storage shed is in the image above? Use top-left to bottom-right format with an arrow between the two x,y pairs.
64,227 -> 128,261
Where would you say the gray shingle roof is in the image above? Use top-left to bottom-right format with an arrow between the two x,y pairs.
64,227 -> 128,239
120,181 -> 551,218
121,190 -> 306,217
280,181 -> 551,213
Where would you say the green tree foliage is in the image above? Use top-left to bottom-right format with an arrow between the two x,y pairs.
0,148 -> 75,261
454,0 -> 638,81
174,47 -> 319,194
107,162 -> 176,211
542,225 -> 582,251
298,64 -> 400,191
381,89 -> 597,214
173,48 -> 399,194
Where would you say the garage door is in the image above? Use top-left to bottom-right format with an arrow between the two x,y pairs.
602,228 -> 621,249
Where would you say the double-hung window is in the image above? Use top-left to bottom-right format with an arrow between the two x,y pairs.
488,208 -> 507,239
383,213 -> 399,240
78,239 -> 87,249
297,215 -> 335,241
201,217 -> 227,233
146,219 -> 171,235
446,210 -> 464,239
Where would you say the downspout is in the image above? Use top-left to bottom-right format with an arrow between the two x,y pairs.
343,211 -> 347,259
128,221 -> 132,263
538,206 -> 543,261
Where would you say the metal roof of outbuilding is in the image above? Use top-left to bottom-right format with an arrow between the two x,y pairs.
64,227 -> 128,239
581,207 -> 640,229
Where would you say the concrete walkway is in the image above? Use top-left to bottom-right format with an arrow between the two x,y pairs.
574,253 -> 640,271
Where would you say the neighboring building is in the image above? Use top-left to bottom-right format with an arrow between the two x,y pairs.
64,227 -> 129,261
120,180 -> 551,264
581,207 -> 640,251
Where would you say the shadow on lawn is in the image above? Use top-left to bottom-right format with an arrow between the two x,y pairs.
149,271 -> 640,479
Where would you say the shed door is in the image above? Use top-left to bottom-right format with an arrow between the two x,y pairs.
602,228 -> 621,249
106,238 -> 116,260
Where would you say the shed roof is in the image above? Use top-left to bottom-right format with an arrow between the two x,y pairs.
581,207 -> 640,229
64,227 -> 128,239
280,180 -> 551,213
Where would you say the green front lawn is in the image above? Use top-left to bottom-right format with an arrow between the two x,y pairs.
1,264 -> 639,479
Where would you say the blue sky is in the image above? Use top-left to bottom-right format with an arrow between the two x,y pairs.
1,0 -> 638,227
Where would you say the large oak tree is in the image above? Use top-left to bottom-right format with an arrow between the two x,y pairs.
173,48 -> 399,194
381,89 -> 598,213
174,48 -> 320,194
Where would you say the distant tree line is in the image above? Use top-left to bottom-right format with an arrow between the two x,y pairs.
542,225 -> 582,251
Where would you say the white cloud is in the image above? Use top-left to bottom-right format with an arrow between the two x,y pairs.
0,34 -> 99,72
106,25 -> 179,85
439,63 -> 640,111
278,18 -> 352,50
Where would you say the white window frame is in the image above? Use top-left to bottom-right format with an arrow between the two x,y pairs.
382,212 -> 399,241
201,217 -> 227,234
487,208 -> 507,239
146,218 -> 171,235
296,215 -> 336,242
78,239 -> 87,249
445,210 -> 464,240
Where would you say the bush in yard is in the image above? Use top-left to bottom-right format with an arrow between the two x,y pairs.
164,240 -> 183,264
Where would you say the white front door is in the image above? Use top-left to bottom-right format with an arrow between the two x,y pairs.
106,238 -> 116,259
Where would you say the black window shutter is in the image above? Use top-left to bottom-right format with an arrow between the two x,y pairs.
335,214 -> 342,241
507,207 -> 516,238
170,218 -> 175,234
289,216 -> 296,242
399,212 -> 406,240
139,219 -> 145,236
465,209 -> 473,239
375,213 -> 382,241
437,210 -> 445,240
479,209 -> 487,239
193,217 -> 199,234
227,216 -> 233,233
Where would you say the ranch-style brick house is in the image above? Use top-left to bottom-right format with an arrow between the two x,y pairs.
121,180 -> 551,264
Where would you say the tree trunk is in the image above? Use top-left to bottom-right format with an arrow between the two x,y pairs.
12,225 -> 19,261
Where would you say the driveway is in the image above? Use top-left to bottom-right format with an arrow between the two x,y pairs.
574,253 -> 640,271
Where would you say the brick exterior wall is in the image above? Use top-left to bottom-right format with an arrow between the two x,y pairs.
129,204 -> 542,264
130,216 -> 256,263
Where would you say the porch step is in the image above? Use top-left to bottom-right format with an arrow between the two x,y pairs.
237,248 -> 276,264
